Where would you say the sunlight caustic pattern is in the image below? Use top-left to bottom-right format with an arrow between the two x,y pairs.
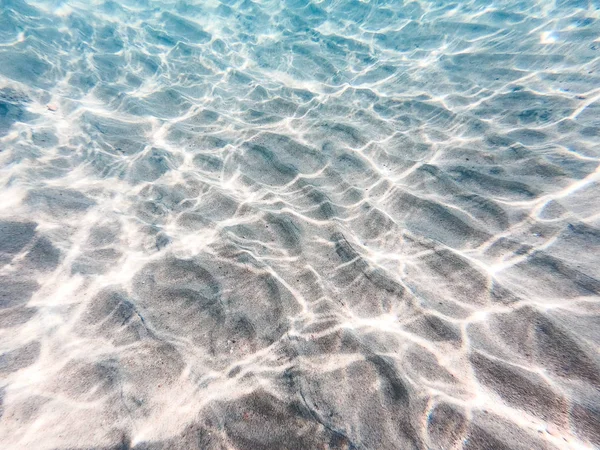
0,0 -> 599,449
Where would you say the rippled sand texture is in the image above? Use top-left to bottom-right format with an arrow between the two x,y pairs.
1,0 -> 600,448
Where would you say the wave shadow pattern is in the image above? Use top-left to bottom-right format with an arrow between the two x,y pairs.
0,0 -> 599,449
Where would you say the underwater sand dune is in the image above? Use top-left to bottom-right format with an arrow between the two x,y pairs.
0,0 -> 599,449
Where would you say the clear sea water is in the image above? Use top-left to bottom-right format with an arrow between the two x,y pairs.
1,1 -> 599,449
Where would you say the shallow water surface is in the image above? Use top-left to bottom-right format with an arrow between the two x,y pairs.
1,0 -> 600,449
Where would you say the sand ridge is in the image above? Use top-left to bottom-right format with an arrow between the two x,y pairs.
0,0 -> 599,449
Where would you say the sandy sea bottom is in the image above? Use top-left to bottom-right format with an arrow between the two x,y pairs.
1,0 -> 600,449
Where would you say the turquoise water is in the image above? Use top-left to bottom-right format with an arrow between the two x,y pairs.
1,1 -> 599,449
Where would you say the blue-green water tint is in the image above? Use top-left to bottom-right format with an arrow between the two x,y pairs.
0,0 -> 599,449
